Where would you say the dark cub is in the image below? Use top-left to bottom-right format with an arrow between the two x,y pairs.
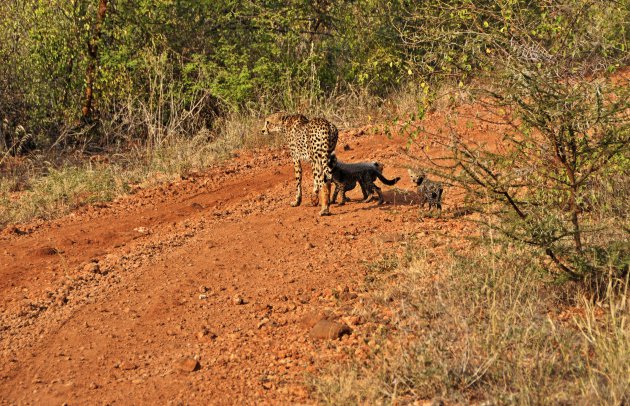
329,153 -> 400,205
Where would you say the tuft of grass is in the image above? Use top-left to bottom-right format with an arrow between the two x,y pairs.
310,243 -> 630,405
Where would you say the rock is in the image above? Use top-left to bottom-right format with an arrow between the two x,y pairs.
299,311 -> 330,329
257,318 -> 270,329
348,315 -> 364,326
343,144 -> 352,151
177,357 -> 200,373
197,327 -> 217,340
38,246 -> 61,256
6,225 -> 27,235
198,294 -> 207,300
89,382 -> 99,390
339,291 -> 358,301
305,242 -> 315,249
120,361 -> 138,370
133,226 -> 150,235
232,295 -> 244,305
309,320 -> 351,340
83,262 -> 100,274
55,295 -> 67,306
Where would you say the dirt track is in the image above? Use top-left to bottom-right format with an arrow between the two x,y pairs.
0,126 -> 475,404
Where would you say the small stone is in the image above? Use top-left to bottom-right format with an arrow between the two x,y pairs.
120,361 -> 138,370
83,262 -> 100,274
257,318 -> 270,329
177,357 -> 200,373
348,315 -> 364,325
232,295 -> 244,305
305,242 -> 315,249
197,327 -> 217,340
309,320 -> 351,340
198,294 -> 207,300
89,382 -> 99,390
198,286 -> 208,293
343,144 -> 351,151
133,226 -> 150,234
299,311 -> 330,329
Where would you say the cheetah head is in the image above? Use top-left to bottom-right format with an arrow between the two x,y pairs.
408,168 -> 426,185
261,112 -> 285,135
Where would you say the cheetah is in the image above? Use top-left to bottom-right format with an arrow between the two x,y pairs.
262,113 -> 338,216
408,169 -> 443,213
329,154 -> 400,205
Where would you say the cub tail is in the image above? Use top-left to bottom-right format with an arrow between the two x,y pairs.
376,172 -> 400,186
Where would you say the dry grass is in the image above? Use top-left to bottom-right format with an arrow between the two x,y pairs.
0,126 -> 240,227
310,241 -> 629,405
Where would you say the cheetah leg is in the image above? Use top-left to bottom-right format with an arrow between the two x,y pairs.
319,181 -> 331,216
291,160 -> 302,207
310,187 -> 320,207
311,165 -> 321,207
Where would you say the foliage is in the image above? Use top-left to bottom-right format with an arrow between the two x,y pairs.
0,0 -> 407,149
410,1 -> 630,282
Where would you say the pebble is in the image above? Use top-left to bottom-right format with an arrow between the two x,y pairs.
83,262 -> 100,274
177,357 -> 200,373
232,295 -> 244,305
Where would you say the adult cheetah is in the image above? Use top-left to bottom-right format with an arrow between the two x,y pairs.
261,113 -> 338,216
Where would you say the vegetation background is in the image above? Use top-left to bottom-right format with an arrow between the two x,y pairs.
1,1 -> 628,403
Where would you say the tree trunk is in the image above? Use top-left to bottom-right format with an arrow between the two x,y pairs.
82,0 -> 108,120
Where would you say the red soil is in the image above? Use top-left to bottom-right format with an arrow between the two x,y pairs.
0,117 -> 486,404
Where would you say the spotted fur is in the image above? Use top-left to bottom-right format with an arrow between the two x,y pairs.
330,154 -> 400,205
408,169 -> 443,212
262,113 -> 338,215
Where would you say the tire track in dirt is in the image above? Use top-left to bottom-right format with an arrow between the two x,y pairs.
0,129 -> 473,404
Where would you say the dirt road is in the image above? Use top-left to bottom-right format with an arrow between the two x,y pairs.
0,126 -> 473,404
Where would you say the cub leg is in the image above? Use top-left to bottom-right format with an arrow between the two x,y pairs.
373,185 -> 384,205
339,186 -> 349,205
331,182 -> 340,204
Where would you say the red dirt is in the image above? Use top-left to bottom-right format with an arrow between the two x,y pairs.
0,117 -> 486,404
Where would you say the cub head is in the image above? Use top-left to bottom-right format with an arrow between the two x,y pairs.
328,152 -> 339,168
408,168 -> 426,185
374,162 -> 385,173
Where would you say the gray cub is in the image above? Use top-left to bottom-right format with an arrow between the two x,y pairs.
408,169 -> 443,212
329,153 -> 400,205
